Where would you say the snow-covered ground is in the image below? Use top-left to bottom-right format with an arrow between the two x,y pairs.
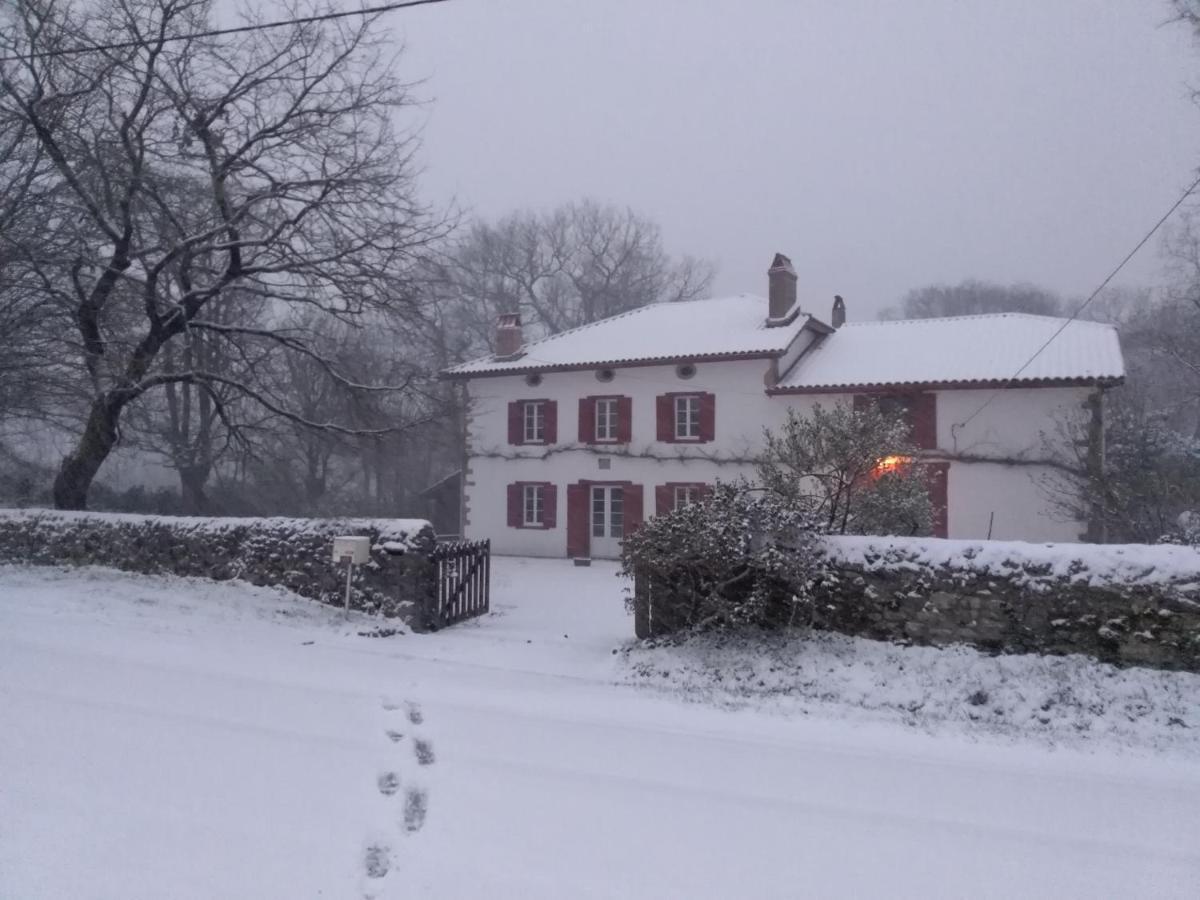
3,559 -> 1200,899
622,631 -> 1200,755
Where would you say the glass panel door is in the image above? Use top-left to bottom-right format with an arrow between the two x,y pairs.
590,485 -> 624,559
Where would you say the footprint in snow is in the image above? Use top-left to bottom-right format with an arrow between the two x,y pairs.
413,738 -> 435,766
376,698 -> 432,835
403,787 -> 428,832
364,845 -> 390,879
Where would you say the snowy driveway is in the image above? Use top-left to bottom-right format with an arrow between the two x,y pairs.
2,558 -> 1199,899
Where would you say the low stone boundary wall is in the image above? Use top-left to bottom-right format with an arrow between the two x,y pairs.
0,509 -> 437,623
635,536 -> 1200,671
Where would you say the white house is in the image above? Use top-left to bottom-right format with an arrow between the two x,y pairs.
443,255 -> 1125,558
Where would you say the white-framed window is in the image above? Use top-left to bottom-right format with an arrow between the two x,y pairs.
673,485 -> 700,510
522,483 -> 544,527
595,397 -> 618,442
674,395 -> 701,440
523,401 -> 545,443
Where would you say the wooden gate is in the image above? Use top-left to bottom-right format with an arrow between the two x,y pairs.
427,539 -> 490,628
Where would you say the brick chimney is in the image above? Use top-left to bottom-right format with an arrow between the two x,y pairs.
832,295 -> 846,328
766,253 -> 798,325
495,313 -> 524,359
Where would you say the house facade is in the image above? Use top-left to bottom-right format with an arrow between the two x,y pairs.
444,255 -> 1125,558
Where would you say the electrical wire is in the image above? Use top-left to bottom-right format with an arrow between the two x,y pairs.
0,0 -> 451,63
952,170 -> 1200,434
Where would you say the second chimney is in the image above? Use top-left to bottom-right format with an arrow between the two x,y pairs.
832,295 -> 846,328
495,313 -> 524,359
767,253 -> 798,324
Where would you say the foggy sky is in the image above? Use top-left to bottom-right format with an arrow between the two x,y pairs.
394,0 -> 1200,321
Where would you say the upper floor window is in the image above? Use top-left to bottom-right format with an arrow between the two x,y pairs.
523,401 -> 545,443
656,392 -> 715,444
874,394 -> 913,421
854,392 -> 936,450
579,395 -> 630,444
508,399 -> 557,446
595,398 -> 618,442
674,395 -> 701,440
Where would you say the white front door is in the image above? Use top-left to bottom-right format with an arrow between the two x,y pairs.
590,485 -> 624,559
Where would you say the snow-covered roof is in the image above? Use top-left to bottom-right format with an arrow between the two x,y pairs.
443,295 -> 815,377
773,314 -> 1124,392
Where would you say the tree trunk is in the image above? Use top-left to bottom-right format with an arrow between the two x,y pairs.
1083,388 -> 1108,543
53,398 -> 120,510
178,465 -> 210,515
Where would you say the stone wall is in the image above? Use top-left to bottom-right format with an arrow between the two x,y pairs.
0,509 -> 438,625
634,536 -> 1200,672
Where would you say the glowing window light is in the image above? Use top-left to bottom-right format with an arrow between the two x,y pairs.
873,455 -> 912,477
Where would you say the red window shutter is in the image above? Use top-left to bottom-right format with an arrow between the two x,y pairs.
507,483 -> 522,528
911,393 -> 937,450
508,402 -> 523,445
543,483 -> 557,529
697,482 -> 712,500
654,484 -> 671,516
578,397 -> 596,444
544,401 -> 558,444
617,396 -> 633,443
566,483 -> 589,557
926,462 -> 950,537
698,393 -> 716,443
622,483 -> 644,536
656,395 -> 673,442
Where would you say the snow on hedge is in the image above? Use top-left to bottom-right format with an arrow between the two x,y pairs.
0,508 -> 438,620
0,507 -> 433,550
825,534 -> 1200,594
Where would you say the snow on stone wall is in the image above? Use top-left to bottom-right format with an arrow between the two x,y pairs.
0,509 -> 436,621
825,535 -> 1200,591
819,536 -> 1200,671
635,535 -> 1200,671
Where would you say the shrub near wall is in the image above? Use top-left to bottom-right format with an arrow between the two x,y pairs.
634,536 -> 1200,672
0,509 -> 436,623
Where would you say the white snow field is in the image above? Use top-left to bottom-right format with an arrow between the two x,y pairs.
3,559 -> 1200,899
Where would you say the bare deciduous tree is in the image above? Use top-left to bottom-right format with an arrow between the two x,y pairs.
448,199 -> 715,352
0,110 -> 72,422
123,294 -> 266,513
1040,399 -> 1200,543
0,0 -> 444,509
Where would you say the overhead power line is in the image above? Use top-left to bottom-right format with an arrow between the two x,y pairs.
0,0 -> 452,63
952,170 -> 1200,433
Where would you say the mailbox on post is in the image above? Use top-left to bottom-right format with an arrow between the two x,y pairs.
332,535 -> 371,613
332,535 -> 371,566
